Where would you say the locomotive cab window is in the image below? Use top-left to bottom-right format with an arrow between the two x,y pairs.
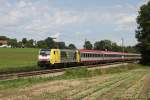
39,49 -> 50,56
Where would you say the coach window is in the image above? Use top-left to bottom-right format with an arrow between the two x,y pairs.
86,53 -> 88,57
84,53 -> 86,58
85,53 -> 87,57
106,54 -> 108,57
83,53 -> 85,58
85,53 -> 87,58
83,53 -> 84,57
81,53 -> 83,57
84,53 -> 85,57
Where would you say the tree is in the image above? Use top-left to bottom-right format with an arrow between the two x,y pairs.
57,42 -> 66,49
136,1 -> 150,64
26,39 -> 34,48
111,42 -> 122,52
17,41 -> 23,48
45,37 -> 55,49
8,39 -> 17,48
68,44 -> 76,49
83,40 -> 93,50
22,38 -> 27,47
37,40 -> 47,48
124,46 -> 139,53
94,40 -> 112,51
0,36 -> 9,40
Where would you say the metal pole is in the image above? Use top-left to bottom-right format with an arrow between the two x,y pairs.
121,38 -> 124,64
122,38 -> 124,53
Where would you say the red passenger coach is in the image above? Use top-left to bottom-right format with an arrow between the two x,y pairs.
79,49 -> 141,64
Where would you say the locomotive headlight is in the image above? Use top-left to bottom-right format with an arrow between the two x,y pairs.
38,55 -> 50,61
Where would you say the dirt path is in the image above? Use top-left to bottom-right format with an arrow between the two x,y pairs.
138,76 -> 150,99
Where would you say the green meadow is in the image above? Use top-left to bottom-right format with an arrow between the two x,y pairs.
0,48 -> 40,73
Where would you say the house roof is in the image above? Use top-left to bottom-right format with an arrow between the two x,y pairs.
0,40 -> 8,45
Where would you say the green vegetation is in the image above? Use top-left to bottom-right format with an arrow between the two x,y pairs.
0,36 -> 77,49
1,64 -> 150,99
0,64 -> 143,90
0,48 -> 40,73
84,40 -> 93,50
63,64 -> 141,78
136,1 -> 150,65
83,39 -> 138,53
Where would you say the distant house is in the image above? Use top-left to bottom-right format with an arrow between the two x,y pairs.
0,40 -> 11,48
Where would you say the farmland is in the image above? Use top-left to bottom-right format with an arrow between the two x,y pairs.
0,64 -> 150,99
0,48 -> 39,73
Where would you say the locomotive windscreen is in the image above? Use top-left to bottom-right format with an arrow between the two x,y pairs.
40,49 -> 50,56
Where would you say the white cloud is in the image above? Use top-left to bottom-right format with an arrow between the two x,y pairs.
18,1 -> 27,7
0,0 -> 147,47
118,15 -> 136,24
114,14 -> 137,31
0,0 -> 137,33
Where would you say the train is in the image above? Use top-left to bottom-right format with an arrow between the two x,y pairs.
38,49 -> 141,67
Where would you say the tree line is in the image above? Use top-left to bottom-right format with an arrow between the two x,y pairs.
0,36 -> 138,53
0,36 -> 76,49
83,40 -> 138,53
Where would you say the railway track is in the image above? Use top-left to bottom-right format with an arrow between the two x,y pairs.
0,62 -> 129,81
0,68 -> 65,80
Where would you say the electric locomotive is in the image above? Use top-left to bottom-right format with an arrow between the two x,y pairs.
38,49 -> 80,67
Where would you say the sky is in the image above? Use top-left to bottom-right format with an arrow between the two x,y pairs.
0,0 -> 149,48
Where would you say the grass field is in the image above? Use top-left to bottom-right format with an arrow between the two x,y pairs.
0,64 -> 150,99
0,48 -> 39,73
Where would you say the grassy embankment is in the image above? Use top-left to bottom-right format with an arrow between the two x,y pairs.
0,64 -> 143,89
0,48 -> 40,74
1,64 -> 150,99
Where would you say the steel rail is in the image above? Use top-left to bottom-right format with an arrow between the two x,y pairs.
0,62 -> 131,81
